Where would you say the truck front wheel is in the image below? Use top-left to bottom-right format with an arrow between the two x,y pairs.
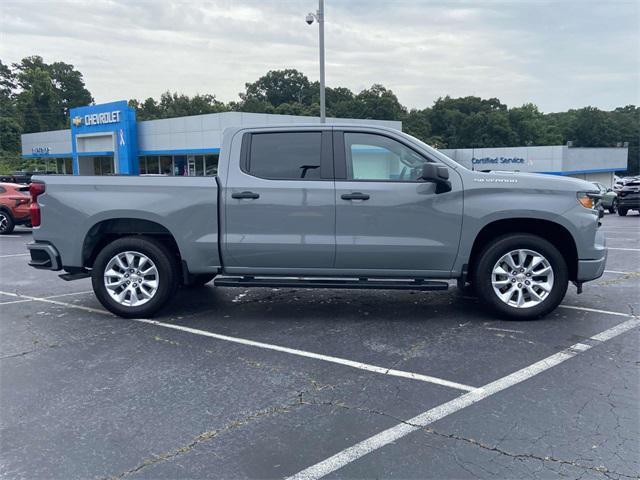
91,236 -> 178,318
473,234 -> 568,320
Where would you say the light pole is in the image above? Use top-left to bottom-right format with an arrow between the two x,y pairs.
306,0 -> 326,123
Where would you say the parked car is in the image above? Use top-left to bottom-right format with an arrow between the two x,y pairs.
26,125 -> 606,320
0,182 -> 31,234
617,179 -> 640,216
613,175 -> 640,192
592,182 -> 618,213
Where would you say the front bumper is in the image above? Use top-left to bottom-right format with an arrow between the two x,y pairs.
27,241 -> 61,271
618,197 -> 640,208
576,228 -> 607,282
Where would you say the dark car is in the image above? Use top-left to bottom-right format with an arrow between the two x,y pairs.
0,182 -> 32,234
617,180 -> 640,216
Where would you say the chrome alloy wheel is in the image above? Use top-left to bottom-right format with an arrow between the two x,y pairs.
491,249 -> 554,309
103,251 -> 159,307
0,213 -> 8,232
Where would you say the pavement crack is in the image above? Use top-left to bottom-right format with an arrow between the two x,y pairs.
302,399 -> 639,480
419,427 -> 639,479
0,343 -> 60,360
104,400 -> 305,479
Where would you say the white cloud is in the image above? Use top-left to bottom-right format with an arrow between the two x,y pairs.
0,0 -> 637,112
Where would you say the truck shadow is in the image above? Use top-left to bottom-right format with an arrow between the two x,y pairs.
161,285 -> 495,326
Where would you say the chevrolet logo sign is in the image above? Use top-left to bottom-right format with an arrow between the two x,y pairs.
72,116 -> 83,127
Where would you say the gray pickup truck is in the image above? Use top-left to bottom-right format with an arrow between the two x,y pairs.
27,125 -> 606,320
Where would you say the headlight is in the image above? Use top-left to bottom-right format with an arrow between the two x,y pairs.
577,192 -> 597,209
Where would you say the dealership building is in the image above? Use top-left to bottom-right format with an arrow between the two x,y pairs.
441,145 -> 628,186
19,100 -> 400,177
21,100 -> 627,185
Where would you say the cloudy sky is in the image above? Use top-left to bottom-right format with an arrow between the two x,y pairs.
1,0 -> 638,112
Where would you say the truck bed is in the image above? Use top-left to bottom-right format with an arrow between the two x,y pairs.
31,175 -> 221,273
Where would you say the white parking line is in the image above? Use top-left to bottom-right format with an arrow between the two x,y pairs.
604,270 -> 638,275
0,290 -> 476,392
0,253 -> 29,258
133,318 -> 477,391
0,290 -> 94,306
0,291 -> 106,313
607,247 -> 640,251
558,304 -> 633,317
287,317 -> 640,480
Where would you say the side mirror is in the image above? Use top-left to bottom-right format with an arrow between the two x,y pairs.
421,164 -> 451,193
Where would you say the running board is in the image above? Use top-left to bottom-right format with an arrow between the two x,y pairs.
213,276 -> 449,291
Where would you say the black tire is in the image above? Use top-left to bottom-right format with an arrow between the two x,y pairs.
618,208 -> 628,216
91,236 -> 179,318
0,210 -> 15,234
608,199 -> 618,214
183,273 -> 216,288
473,234 -> 568,320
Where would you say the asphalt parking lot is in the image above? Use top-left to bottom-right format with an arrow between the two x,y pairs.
1,213 -> 639,480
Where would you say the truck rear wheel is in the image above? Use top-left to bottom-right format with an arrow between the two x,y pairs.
473,234 -> 568,320
91,236 -> 178,318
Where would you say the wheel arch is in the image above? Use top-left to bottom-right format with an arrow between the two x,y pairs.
82,218 -> 182,270
468,218 -> 578,281
0,205 -> 13,216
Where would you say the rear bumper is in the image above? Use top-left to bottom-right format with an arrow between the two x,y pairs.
27,241 -> 61,271
577,228 -> 607,282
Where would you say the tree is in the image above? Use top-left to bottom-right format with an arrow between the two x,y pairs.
240,69 -> 312,107
11,56 -> 93,131
610,105 -> 640,175
354,84 -> 406,120
48,61 -> 93,117
402,108 -> 431,142
572,106 -> 617,147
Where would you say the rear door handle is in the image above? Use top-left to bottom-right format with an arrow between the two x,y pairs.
341,192 -> 370,201
232,191 -> 260,199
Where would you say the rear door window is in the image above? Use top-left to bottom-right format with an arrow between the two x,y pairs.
247,132 -> 322,180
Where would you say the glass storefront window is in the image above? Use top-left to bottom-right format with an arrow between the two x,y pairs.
93,156 -> 114,175
205,155 -> 218,176
30,157 -> 73,174
139,156 -> 148,174
194,155 -> 204,176
173,156 -> 186,176
136,154 -> 219,176
159,156 -> 172,175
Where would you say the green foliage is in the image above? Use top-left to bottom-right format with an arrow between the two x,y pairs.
129,92 -> 228,120
240,69 -> 313,106
0,56 -> 93,172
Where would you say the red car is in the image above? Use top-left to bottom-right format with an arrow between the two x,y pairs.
0,182 -> 31,234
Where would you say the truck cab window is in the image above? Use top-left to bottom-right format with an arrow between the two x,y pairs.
345,132 -> 428,181
248,132 -> 322,180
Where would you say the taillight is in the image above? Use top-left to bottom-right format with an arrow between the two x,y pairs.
29,182 -> 46,227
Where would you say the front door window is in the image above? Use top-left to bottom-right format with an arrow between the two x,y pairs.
344,132 -> 428,182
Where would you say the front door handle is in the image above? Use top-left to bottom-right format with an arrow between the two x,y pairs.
232,191 -> 260,200
341,192 -> 370,201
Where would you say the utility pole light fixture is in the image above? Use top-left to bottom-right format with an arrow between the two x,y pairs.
306,0 -> 326,123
